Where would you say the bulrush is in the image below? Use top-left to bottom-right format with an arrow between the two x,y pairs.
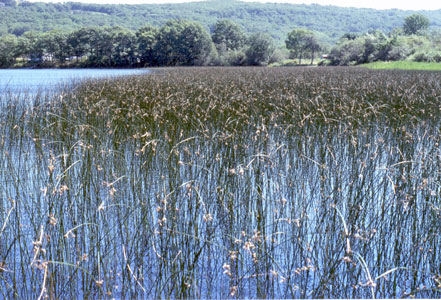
1,67 -> 441,298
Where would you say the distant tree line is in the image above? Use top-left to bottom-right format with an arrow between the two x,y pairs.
327,14 -> 441,65
1,13 -> 439,68
283,14 -> 441,66
0,19 -> 285,68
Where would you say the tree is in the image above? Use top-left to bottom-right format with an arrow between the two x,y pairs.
0,0 -> 17,7
87,27 -> 113,66
245,33 -> 275,66
329,30 -> 405,65
9,24 -> 31,36
286,29 -> 322,64
67,28 -> 99,62
340,33 -> 358,41
110,28 -> 136,66
136,25 -> 159,66
0,34 -> 18,67
22,32 -> 45,62
329,38 -> 365,65
40,30 -> 71,63
212,19 -> 246,51
286,29 -> 307,64
306,34 -> 322,64
403,14 -> 430,35
155,20 -> 214,66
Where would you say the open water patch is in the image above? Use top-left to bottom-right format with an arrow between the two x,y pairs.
0,68 -> 151,97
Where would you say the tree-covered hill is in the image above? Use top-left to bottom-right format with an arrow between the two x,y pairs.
1,0 -> 441,44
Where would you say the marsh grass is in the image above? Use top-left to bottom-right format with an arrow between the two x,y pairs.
1,67 -> 441,298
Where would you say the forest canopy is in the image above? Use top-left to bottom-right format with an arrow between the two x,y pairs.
1,0 -> 441,44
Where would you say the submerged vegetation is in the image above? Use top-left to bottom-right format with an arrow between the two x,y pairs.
1,67 -> 441,298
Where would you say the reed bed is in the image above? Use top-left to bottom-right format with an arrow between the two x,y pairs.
1,67 -> 441,299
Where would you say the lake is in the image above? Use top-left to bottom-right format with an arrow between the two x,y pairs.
0,68 -> 151,95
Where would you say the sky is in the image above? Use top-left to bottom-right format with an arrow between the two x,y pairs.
25,0 -> 441,11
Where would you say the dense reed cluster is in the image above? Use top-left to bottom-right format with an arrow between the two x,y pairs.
1,67 -> 441,298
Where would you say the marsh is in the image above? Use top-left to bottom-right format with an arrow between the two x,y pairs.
0,67 -> 440,299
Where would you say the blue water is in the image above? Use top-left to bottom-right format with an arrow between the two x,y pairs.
0,68 -> 150,94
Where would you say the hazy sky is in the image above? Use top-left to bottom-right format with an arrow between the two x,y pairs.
25,0 -> 441,11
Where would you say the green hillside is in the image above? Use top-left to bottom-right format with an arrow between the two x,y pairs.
1,0 -> 441,44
